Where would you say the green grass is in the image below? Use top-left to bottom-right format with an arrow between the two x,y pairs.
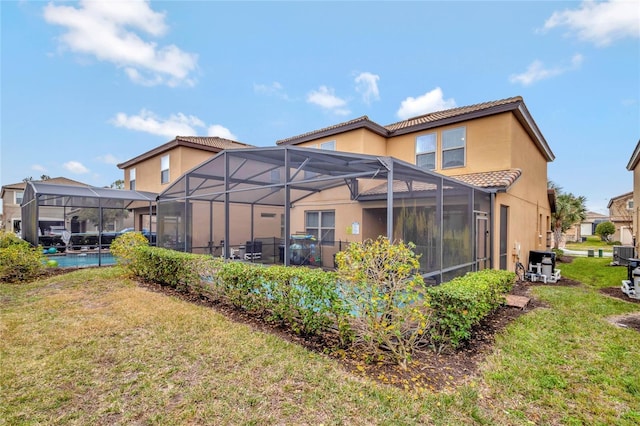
559,257 -> 626,289
2,262 -> 639,425
564,235 -> 616,253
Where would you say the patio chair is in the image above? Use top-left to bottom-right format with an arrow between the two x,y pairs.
244,240 -> 262,261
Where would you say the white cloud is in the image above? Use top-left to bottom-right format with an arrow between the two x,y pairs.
307,86 -> 351,115
110,109 -> 237,140
63,161 -> 89,174
510,54 -> 584,86
354,72 -> 380,105
43,0 -> 198,87
110,109 -> 205,138
396,87 -> 456,120
254,81 -> 290,100
543,0 -> 640,46
96,154 -> 120,165
207,125 -> 237,140
31,164 -> 47,172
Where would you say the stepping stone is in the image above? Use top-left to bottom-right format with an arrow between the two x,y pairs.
506,295 -> 530,309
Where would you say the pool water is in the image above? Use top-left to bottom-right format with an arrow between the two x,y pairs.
46,252 -> 116,268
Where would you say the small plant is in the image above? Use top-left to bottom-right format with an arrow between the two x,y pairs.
595,221 -> 615,242
335,236 -> 430,369
110,231 -> 149,271
0,230 -> 45,283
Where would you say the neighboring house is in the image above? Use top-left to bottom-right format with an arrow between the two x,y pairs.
117,136 -> 282,250
607,192 -> 634,245
565,211 -> 609,242
626,140 -> 640,253
0,177 -> 91,236
274,95 -> 555,271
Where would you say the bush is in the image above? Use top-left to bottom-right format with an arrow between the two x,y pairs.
133,246 -> 214,292
595,221 -> 615,242
335,237 -> 430,368
110,231 -> 149,272
0,231 -> 45,283
426,269 -> 515,352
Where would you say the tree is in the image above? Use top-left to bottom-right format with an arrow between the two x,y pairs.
110,179 -> 124,189
40,175 -> 51,181
551,191 -> 587,249
595,221 -> 616,242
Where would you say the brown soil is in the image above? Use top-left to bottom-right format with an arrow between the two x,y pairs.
134,278 -> 578,393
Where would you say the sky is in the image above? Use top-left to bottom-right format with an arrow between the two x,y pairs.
1,0 -> 639,215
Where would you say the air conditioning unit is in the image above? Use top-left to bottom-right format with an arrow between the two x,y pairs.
613,245 -> 636,266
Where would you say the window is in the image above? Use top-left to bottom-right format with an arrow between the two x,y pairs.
627,200 -> 634,210
416,133 -> 436,170
161,155 -> 170,184
129,168 -> 136,190
305,210 -> 335,245
320,140 -> 336,150
442,126 -> 465,168
14,191 -> 24,205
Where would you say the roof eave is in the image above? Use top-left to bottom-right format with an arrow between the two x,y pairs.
117,138 -> 224,169
276,119 -> 388,146
514,103 -> 555,162
626,140 -> 640,170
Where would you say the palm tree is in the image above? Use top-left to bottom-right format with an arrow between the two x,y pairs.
551,192 -> 587,249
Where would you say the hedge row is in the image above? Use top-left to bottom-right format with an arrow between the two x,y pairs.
0,231 -> 45,283
120,244 -> 515,353
128,246 -> 348,337
426,269 -> 516,352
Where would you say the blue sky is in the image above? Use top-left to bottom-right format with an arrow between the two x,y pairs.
1,0 -> 639,215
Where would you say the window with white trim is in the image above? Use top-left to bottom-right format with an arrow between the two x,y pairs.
416,133 -> 436,170
442,126 -> 466,168
14,191 -> 24,205
320,140 -> 336,150
161,155 -> 170,184
305,210 -> 335,245
129,168 -> 136,190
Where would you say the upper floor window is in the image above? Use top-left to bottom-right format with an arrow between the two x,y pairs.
320,140 -> 336,150
416,133 -> 436,170
14,191 -> 24,205
161,155 -> 170,184
627,200 -> 634,210
129,168 -> 136,190
305,210 -> 335,246
442,127 -> 466,168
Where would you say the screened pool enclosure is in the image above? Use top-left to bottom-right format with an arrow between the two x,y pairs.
157,146 -> 494,284
21,181 -> 157,265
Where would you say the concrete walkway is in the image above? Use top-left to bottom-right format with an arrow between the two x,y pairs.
560,248 -> 613,258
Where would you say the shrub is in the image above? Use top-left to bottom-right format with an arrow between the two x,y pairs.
110,231 -> 149,271
133,246 -> 213,292
595,221 -> 615,242
335,237 -> 431,368
0,231 -> 45,283
426,269 -> 515,352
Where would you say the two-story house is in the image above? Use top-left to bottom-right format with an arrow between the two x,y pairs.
0,176 -> 90,236
626,140 -> 640,252
607,192 -> 634,245
118,136 -> 283,253
274,96 -> 555,271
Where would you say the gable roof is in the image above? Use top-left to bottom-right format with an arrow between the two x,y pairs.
117,136 -> 254,169
276,96 -> 555,161
1,177 -> 90,198
607,191 -> 633,208
627,139 -> 640,170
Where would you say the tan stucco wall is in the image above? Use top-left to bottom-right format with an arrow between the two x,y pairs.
635,167 -> 640,253
608,194 -> 633,244
1,189 -> 20,233
123,146 -> 215,193
296,128 -> 388,156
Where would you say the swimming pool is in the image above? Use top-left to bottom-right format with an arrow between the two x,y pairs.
46,252 -> 116,268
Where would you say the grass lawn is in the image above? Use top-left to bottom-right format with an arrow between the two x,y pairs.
2,262 -> 640,425
564,236 -> 617,253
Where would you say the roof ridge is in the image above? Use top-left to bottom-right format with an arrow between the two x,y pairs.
276,115 -> 372,145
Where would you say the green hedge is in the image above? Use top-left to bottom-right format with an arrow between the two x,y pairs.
0,231 -> 46,283
426,269 -> 516,352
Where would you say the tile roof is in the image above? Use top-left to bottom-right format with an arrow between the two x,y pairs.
276,116 -> 387,145
118,136 -> 253,169
359,168 -> 521,197
448,169 -> 522,189
384,97 -> 523,132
